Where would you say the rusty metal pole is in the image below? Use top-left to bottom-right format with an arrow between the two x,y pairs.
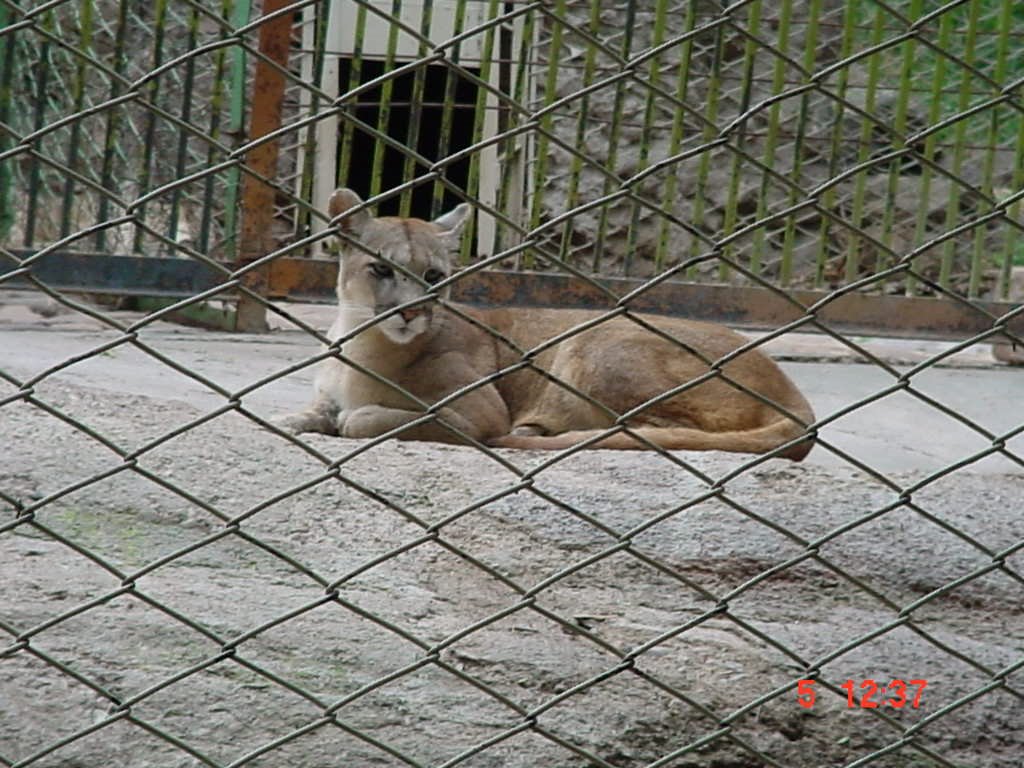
234,0 -> 293,332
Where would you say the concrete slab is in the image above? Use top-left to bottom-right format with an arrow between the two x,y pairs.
2,293 -> 1022,767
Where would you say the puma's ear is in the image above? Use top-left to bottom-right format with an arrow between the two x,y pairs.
433,202 -> 472,240
328,188 -> 372,237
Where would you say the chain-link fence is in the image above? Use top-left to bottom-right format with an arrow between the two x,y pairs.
2,0 -> 1024,766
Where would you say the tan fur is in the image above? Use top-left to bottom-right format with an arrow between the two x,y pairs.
276,189 -> 816,461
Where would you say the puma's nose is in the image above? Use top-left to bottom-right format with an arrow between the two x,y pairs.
399,307 -> 425,323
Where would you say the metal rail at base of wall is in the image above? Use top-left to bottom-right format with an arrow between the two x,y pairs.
2,251 -> 1021,342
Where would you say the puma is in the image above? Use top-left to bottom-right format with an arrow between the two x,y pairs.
276,189 -> 816,461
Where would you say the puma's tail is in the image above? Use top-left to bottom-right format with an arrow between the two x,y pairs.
489,418 -> 814,462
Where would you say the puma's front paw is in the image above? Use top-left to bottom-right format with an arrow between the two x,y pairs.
334,409 -> 352,436
336,406 -> 399,438
272,410 -> 338,436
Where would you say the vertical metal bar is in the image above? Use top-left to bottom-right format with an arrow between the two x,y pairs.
167,2 -> 201,251
909,9 -> 953,296
400,0 -> 434,216
686,23 -> 724,276
964,1 -> 988,298
1000,118 -> 1024,300
559,0 -> 601,266
311,0 -> 350,257
199,0 -> 235,255
815,0 -> 856,288
95,0 -> 129,253
653,0 -> 697,272
528,0 -> 565,241
369,0 -> 404,203
778,0 -> 820,287
432,0 -> 469,218
997,0 -> 1023,299
505,2 -> 535,268
592,0 -> 635,273
995,0 -> 1019,301
0,3 -> 20,243
235,0 -> 293,333
292,0 -> 321,246
336,2 -> 367,195
60,0 -> 92,240
623,0 -> 668,276
133,0 -> 169,254
846,7 -> 885,285
222,0 -> 252,262
24,16 -> 52,248
879,0 -> 922,284
719,0 -> 760,283
752,0 -> 793,280
938,0 -> 977,292
307,1 -> 330,221
464,0 -> 500,263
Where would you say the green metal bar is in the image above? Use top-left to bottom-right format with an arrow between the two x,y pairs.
399,0 -> 433,217
909,9 -> 954,296
718,0 -> 761,283
998,0 -> 1024,299
1000,116 -> 1024,299
132,0 -> 169,254
686,23 -> 724,277
846,7 -> 886,285
222,0 -> 252,261
528,0 -> 566,241
59,0 -> 93,240
24,14 -> 53,248
964,0 -> 988,299
462,0 -> 500,264
938,0 -> 978,291
558,0 -> 602,266
878,0 -> 922,285
623,0 -> 669,276
337,2 -> 368,189
751,0 -> 794,281
167,2 -> 202,249
432,0 -> 468,218
815,0 -> 857,288
199,0 -> 235,255
0,2 -> 18,243
592,0 -> 635,273
653,0 -> 698,272
95,0 -> 129,253
369,0 -> 404,202
298,0 -> 330,239
778,0 -> 820,287
506,1 -> 536,269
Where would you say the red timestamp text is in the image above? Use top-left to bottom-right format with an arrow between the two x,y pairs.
796,679 -> 928,709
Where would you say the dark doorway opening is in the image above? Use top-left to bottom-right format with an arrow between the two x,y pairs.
337,59 -> 480,219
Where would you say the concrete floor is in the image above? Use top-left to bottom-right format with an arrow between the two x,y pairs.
2,294 -> 1022,767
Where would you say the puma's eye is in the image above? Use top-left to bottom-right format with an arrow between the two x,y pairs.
370,262 -> 394,278
424,268 -> 445,285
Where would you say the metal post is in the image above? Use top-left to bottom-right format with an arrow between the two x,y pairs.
222,0 -> 252,261
0,3 -> 17,243
309,0 -> 344,258
235,0 -> 293,332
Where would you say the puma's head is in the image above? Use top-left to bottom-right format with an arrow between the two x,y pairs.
328,188 -> 471,345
